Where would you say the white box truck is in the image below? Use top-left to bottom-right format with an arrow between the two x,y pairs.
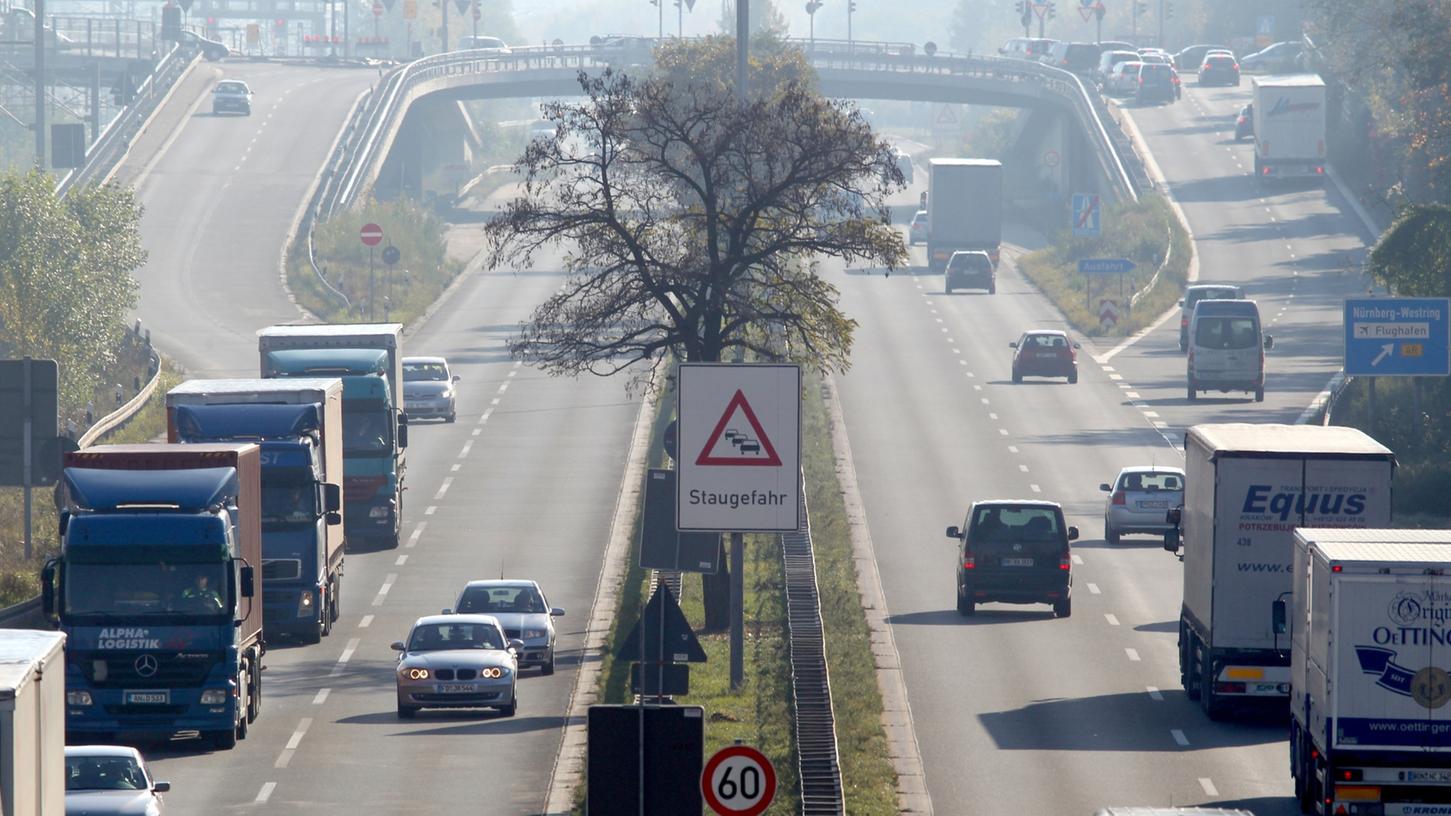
1251,75 -> 1327,181
1285,529 -> 1451,815
1167,424 -> 1395,719
0,630 -> 66,816
926,158 -> 1003,273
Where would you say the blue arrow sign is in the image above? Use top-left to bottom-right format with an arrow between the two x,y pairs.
1343,297 -> 1451,377
1078,258 -> 1136,275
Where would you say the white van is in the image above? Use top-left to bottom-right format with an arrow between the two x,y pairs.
1186,299 -> 1272,402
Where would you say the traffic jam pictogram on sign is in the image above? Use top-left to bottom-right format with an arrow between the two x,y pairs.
694,390 -> 783,467
701,744 -> 777,816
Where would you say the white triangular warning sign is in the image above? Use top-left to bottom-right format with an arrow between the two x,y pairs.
694,389 -> 783,467
935,105 -> 957,125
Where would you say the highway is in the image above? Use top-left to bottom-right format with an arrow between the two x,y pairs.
830,78 -> 1372,814
120,62 -> 641,812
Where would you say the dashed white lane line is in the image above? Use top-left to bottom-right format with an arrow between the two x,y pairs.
1125,648 -> 1142,662
406,523 -> 425,548
1104,613 -> 1120,626
477,409 -> 491,425
997,428 -> 1009,436
1029,483 -> 1041,493
459,440 -> 474,457
328,637 -> 361,677
507,370 -> 517,378
358,614 -> 373,628
1143,410 -> 1160,418
1147,686 -> 1164,701
1124,391 -> 1140,400
433,477 -> 453,499
980,398 -> 990,405
371,574 -> 397,606
1109,373 -> 1123,381
395,554 -> 408,566
972,384 -> 983,391
1199,778 -> 1219,796
958,359 -> 967,366
450,464 -> 460,472
1071,554 -> 1084,565
1007,446 -> 1019,454
498,382 -> 510,394
988,412 -> 999,420
490,397 -> 501,405
1172,728 -> 1190,747
312,688 -> 331,705
275,717 -> 313,768
1086,582 -> 1101,594
1018,464 -> 1029,472
472,428 -> 482,436
425,505 -> 437,515
255,783 -> 276,804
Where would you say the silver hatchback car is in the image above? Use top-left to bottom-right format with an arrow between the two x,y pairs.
1100,466 -> 1185,543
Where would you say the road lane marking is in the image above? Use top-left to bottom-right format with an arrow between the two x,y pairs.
997,429 -> 1009,436
1199,778 -> 1218,796
1125,648 -> 1141,661
981,399 -> 989,405
395,555 -> 408,566
1147,686 -> 1163,701
498,382 -> 510,393
433,478 -> 453,499
1172,728 -> 1190,746
1071,554 -> 1084,565
372,574 -> 397,606
1109,373 -> 1123,381
1087,583 -> 1101,594
255,783 -> 276,804
972,384 -> 982,391
1125,391 -> 1140,399
1104,613 -> 1119,626
1007,446 -> 1019,454
1143,410 -> 1159,418
358,614 -> 373,628
477,409 -> 491,424
958,359 -> 966,365
329,638 -> 361,677
472,428 -> 482,436
312,688 -> 330,705
988,412 -> 998,420
1018,464 -> 1029,472
425,505 -> 437,515
407,523 -> 425,548
490,397 -> 501,405
286,719 -> 312,750
1101,365 -> 1114,372
450,464 -> 460,472
1029,483 -> 1041,493
459,440 -> 474,457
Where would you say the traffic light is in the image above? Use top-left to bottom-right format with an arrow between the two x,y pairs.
805,0 -> 821,13
848,0 -> 855,11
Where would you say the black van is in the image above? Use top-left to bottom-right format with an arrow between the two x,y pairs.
1041,41 -> 1103,75
946,500 -> 1078,617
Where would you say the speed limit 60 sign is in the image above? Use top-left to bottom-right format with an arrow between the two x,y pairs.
701,745 -> 776,816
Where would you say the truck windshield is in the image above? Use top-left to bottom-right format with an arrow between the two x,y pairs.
65,562 -> 229,619
262,474 -> 318,525
343,405 -> 392,456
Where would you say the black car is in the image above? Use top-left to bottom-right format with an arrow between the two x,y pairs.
947,500 -> 1079,617
1135,63 -> 1177,104
1041,41 -> 1103,75
944,250 -> 994,294
1010,329 -> 1079,383
1197,53 -> 1241,86
1235,102 -> 1254,141
178,29 -> 229,61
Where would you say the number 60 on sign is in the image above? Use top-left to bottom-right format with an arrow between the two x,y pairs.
701,744 -> 776,816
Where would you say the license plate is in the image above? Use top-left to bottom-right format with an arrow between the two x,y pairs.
1405,770 -> 1451,784
1037,352 -> 1057,359
125,691 -> 169,704
1138,500 -> 1169,508
436,683 -> 475,694
1001,557 -> 1034,567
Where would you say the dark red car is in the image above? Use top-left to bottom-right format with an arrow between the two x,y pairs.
1198,53 -> 1241,86
1010,330 -> 1080,383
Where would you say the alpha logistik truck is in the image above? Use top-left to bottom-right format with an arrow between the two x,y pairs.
166,378 -> 345,643
1285,529 -> 1451,816
41,443 -> 264,749
258,324 -> 408,548
927,158 -> 1003,273
1251,74 -> 1327,181
1166,424 -> 1395,719
0,630 -> 65,816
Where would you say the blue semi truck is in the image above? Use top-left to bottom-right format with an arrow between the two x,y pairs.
258,325 -> 408,548
166,378 -> 345,644
41,443 -> 263,750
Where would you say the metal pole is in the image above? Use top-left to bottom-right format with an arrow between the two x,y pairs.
343,0 -> 349,58
729,531 -> 744,689
22,358 -> 33,560
441,0 -> 447,52
471,0 -> 476,40
676,0 -> 681,37
846,2 -> 851,54
34,0 -> 46,168
89,62 -> 101,142
368,247 -> 376,320
657,0 -> 662,38
808,11 -> 813,46
330,0 -> 337,57
1157,0 -> 1164,47
734,0 -> 746,99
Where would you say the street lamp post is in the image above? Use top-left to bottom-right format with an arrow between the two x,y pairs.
805,0 -> 819,47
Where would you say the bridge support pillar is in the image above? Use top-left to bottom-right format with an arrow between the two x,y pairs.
375,96 -> 478,203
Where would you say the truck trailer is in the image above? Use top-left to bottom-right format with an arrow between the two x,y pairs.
1286,529 -> 1451,816
1251,75 -> 1327,181
926,158 -> 1003,273
166,378 -> 345,644
0,630 -> 65,816
1167,424 -> 1395,719
258,324 -> 408,548
42,443 -> 264,749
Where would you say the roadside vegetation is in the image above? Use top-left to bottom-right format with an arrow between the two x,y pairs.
288,199 -> 463,326
1014,194 -> 1190,337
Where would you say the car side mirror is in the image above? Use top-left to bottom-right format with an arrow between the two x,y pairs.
441,608 -> 453,614
945,525 -> 960,539
1272,599 -> 1288,635
1072,342 -> 1082,349
1263,335 -> 1274,350
1067,526 -> 1079,541
452,374 -> 461,382
57,509 -> 70,537
397,417 -> 409,448
508,638 -> 525,652
390,640 -> 406,651
1163,531 -> 1179,552
324,482 -> 342,513
40,559 -> 57,618
153,781 -> 171,793
326,511 -> 342,526
550,607 -> 565,617
1099,483 -> 1112,492
1008,342 -> 1018,349
240,565 -> 255,598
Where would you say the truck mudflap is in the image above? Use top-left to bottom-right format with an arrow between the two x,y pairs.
1214,663 -> 1290,697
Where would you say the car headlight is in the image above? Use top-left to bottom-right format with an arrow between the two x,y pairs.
480,667 -> 510,679
401,667 -> 429,681
67,691 -> 93,706
298,592 -> 314,613
200,689 -> 229,704
522,628 -> 547,640
441,388 -> 453,399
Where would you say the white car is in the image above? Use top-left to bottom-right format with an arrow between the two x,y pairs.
458,34 -> 510,53
1100,467 -> 1185,544
908,209 -> 928,245
64,745 -> 170,816
1106,61 -> 1146,96
393,615 -> 521,718
402,356 -> 458,422
447,579 -> 564,674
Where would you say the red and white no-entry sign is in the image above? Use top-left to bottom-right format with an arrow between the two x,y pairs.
701,744 -> 776,816
359,223 -> 384,246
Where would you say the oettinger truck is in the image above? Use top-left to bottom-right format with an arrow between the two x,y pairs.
258,324 -> 408,547
166,378 -> 345,644
41,443 -> 264,749
1167,424 -> 1395,719
927,158 -> 1003,273
1251,75 -> 1327,181
0,630 -> 65,816
1285,529 -> 1451,816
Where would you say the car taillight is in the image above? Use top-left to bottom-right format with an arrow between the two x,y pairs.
1181,316 -> 1189,328
1232,62 -> 1240,70
1262,166 -> 1272,176
1201,62 -> 1210,70
962,552 -> 976,570
1111,491 -> 1126,506
1315,165 -> 1325,174
1059,555 -> 1071,571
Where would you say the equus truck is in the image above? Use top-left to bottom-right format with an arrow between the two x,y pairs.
0,630 -> 65,816
927,158 -> 1003,273
41,443 -> 264,749
1252,75 -> 1327,181
1167,424 -> 1395,719
166,378 -> 345,643
258,324 -> 408,547
1285,529 -> 1451,816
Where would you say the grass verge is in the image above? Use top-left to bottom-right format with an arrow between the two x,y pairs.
1016,194 -> 1190,337
1328,377 -> 1451,525
287,199 -> 463,326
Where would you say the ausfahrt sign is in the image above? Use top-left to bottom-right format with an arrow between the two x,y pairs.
677,363 -> 800,532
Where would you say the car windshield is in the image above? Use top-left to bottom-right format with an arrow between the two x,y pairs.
403,362 -> 448,381
342,406 -> 391,455
64,562 -> 229,618
457,585 -> 547,614
1194,316 -> 1258,349
408,622 -> 505,651
65,756 -> 147,791
1025,334 -> 1067,349
1119,472 -> 1184,492
216,82 -> 246,93
969,506 -> 1063,557
262,475 -> 318,525
1141,64 -> 1171,79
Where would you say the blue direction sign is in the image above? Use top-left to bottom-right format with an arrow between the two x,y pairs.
1344,297 -> 1451,376
1072,193 -> 1101,238
1078,258 -> 1136,275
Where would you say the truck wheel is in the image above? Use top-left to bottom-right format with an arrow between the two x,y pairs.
956,590 -> 975,616
208,728 -> 238,750
1254,386 -> 1265,402
1052,597 -> 1072,618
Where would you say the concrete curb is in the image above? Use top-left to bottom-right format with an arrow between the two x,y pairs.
821,373 -> 932,815
541,385 -> 656,815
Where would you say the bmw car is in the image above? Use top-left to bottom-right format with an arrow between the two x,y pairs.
392,615 -> 522,718
402,356 -> 459,422
448,579 -> 564,675
64,745 -> 170,816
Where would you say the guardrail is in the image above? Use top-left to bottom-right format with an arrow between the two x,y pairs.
50,15 -> 158,60
77,351 -> 160,448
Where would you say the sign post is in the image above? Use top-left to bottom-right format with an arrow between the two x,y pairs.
701,744 -> 777,816
360,223 -> 383,320
1078,258 -> 1136,310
